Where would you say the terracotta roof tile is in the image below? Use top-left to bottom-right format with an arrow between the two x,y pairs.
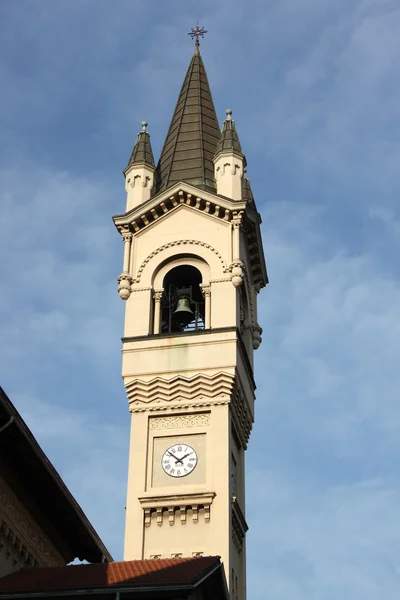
0,557 -> 221,593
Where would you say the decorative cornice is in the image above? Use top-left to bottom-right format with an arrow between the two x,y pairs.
129,400 -> 229,414
114,188 -> 240,231
122,325 -> 238,344
0,474 -> 64,568
131,286 -> 152,293
232,497 -> 248,552
0,517 -> 38,571
230,377 -> 253,450
209,277 -> 232,284
139,493 -> 215,527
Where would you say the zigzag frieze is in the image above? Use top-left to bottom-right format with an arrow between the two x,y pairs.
126,371 -> 254,448
126,372 -> 234,405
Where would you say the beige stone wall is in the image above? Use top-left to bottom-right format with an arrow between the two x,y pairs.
117,183 -> 264,600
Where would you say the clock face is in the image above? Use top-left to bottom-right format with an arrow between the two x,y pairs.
161,444 -> 198,478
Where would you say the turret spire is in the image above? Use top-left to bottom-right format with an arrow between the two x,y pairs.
214,109 -> 245,160
124,121 -> 155,211
213,109 -> 246,200
125,121 -> 155,172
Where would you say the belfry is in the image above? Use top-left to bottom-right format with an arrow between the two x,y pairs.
113,28 -> 267,600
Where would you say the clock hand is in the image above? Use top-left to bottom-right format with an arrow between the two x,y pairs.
168,451 -> 184,465
179,451 -> 195,461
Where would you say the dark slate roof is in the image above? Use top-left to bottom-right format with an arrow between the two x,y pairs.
242,170 -> 254,202
0,387 -> 112,564
242,170 -> 259,212
215,110 -> 244,157
125,122 -> 155,171
0,557 -> 222,593
155,49 -> 221,194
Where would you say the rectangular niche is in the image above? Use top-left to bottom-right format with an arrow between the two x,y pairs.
152,433 -> 206,488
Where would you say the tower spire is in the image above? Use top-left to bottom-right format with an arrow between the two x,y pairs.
156,27 -> 220,194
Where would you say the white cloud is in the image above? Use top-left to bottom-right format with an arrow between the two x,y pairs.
246,199 -> 400,598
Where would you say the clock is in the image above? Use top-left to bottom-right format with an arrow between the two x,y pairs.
162,443 -> 198,478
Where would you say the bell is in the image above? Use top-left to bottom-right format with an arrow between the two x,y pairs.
172,296 -> 194,327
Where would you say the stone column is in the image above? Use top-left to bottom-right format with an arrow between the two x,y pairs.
201,285 -> 211,329
153,290 -> 163,334
232,219 -> 241,261
122,230 -> 133,273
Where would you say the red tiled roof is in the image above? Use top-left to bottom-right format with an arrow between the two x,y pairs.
0,557 -> 221,593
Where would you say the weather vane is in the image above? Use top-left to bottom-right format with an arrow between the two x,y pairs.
188,24 -> 207,52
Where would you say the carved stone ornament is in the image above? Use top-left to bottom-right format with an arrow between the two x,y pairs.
230,260 -> 244,288
117,272 -> 133,300
121,231 -> 133,243
0,474 -> 64,568
149,413 -> 210,431
252,323 -> 263,349
199,283 -> 211,298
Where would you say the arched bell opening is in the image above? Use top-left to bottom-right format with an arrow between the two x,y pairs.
160,265 -> 205,333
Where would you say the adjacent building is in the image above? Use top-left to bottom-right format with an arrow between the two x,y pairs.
0,386 -> 112,578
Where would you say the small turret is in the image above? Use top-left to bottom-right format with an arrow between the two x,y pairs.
213,109 -> 245,200
124,121 -> 155,211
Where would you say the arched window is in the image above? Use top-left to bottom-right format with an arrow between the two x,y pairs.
160,265 -> 205,333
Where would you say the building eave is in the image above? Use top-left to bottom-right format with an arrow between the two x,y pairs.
0,388 -> 113,564
113,181 -> 247,226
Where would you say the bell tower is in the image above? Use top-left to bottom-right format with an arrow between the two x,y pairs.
113,29 -> 267,600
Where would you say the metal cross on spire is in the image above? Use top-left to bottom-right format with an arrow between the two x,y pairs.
188,24 -> 207,54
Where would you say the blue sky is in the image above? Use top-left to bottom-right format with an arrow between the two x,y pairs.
1,0 -> 400,598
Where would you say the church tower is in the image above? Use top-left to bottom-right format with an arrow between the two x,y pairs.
113,29 -> 267,600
